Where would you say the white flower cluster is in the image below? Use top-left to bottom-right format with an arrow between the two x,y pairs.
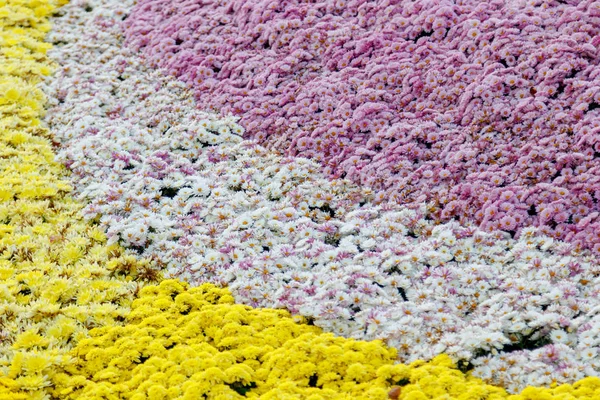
43,0 -> 600,392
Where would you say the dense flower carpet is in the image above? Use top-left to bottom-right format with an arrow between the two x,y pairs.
2,0 -> 600,398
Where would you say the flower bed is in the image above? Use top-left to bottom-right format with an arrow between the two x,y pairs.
3,0 -> 600,398
42,0 -> 600,393
124,0 -> 600,255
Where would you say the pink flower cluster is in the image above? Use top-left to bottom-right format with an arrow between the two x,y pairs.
124,0 -> 600,253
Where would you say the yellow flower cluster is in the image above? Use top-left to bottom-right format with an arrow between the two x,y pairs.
2,0 -> 600,399
0,1 -> 155,398
58,280 -> 600,400
60,280 -> 393,399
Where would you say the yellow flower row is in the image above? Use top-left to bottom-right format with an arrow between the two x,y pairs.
61,280 -> 394,399
0,0 -> 599,398
59,280 -> 600,400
